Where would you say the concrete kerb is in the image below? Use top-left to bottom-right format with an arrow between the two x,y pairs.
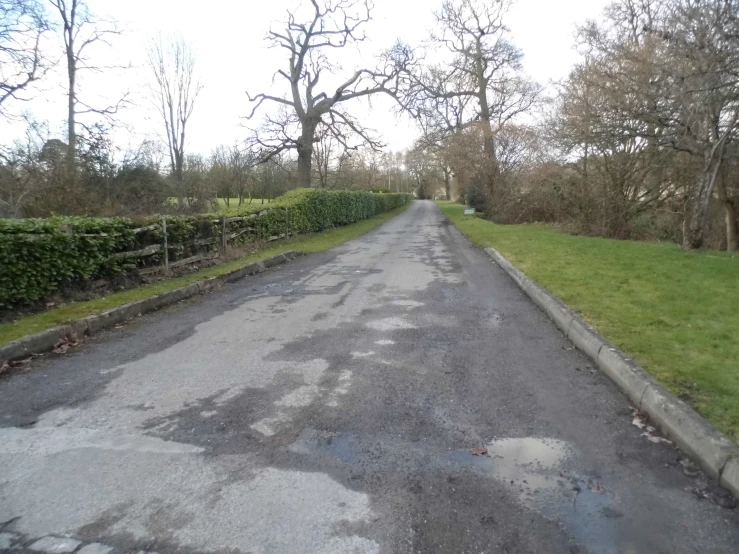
482,246 -> 739,499
0,252 -> 304,368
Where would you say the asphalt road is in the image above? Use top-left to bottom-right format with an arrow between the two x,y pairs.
1,200 -> 738,554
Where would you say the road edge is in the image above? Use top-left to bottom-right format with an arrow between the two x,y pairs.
0,252 -> 304,368
483,245 -> 739,498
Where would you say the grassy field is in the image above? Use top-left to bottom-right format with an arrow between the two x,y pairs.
166,198 -> 271,211
216,197 -> 270,209
0,203 -> 411,347
437,201 -> 739,442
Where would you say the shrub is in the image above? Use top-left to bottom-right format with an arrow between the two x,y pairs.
0,189 -> 409,308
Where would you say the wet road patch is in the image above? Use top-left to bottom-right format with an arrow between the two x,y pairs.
448,437 -> 618,553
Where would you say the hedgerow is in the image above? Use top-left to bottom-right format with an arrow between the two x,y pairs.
0,189 -> 409,308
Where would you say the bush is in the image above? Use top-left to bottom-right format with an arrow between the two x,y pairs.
0,189 -> 409,308
465,182 -> 487,212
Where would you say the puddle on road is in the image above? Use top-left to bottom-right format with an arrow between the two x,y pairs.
289,432 -> 619,553
448,438 -> 571,500
447,438 -> 618,554
289,428 -> 361,464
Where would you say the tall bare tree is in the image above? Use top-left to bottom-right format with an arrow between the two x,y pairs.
0,0 -> 50,116
403,0 -> 539,198
661,0 -> 739,249
576,0 -> 739,249
147,34 -> 202,209
228,145 -> 253,205
246,0 -> 411,188
49,0 -> 127,165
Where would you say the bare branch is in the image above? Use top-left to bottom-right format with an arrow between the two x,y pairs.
245,0 -> 408,187
48,0 -> 128,160
146,33 -> 202,208
0,0 -> 53,116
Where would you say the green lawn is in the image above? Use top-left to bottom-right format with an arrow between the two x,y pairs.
216,197 -> 270,210
166,198 -> 271,211
438,201 -> 739,442
0,203 -> 411,347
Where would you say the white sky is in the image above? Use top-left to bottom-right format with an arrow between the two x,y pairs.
0,0 -> 611,156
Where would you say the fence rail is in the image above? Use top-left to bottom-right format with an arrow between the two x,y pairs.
114,207 -> 292,275
0,191 -> 410,309
19,207 -> 292,276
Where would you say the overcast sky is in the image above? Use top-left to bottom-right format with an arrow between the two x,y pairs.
1,0 -> 611,156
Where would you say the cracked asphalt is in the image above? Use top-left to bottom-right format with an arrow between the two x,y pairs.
1,200 -> 738,553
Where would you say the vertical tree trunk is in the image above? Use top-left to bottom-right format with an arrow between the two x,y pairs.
66,51 -> 76,170
726,200 -> 738,252
174,151 -> 184,209
443,167 -> 451,200
474,39 -> 498,203
717,170 -> 738,251
297,121 -> 317,188
683,151 -> 723,249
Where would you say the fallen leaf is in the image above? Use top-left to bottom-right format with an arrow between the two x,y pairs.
52,337 -> 80,355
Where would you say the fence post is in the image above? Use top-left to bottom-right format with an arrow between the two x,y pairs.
161,215 -> 169,275
220,215 -> 227,254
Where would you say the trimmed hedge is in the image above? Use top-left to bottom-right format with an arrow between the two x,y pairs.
0,189 -> 409,308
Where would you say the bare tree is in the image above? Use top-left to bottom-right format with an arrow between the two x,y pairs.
660,0 -> 739,249
48,0 -> 127,165
406,139 -> 443,199
0,0 -> 51,115
245,0 -> 411,188
576,0 -> 739,249
147,34 -> 202,209
403,0 -> 540,198
228,145 -> 253,205
0,116 -> 49,217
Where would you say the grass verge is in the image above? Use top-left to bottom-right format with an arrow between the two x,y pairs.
0,203 -> 411,347
437,201 -> 739,442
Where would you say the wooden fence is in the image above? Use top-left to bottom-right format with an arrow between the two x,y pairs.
121,208 -> 294,276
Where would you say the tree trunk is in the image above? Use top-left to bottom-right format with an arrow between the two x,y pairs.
66,51 -> 76,169
474,39 -> 498,201
683,147 -> 724,249
726,200 -> 738,252
443,167 -> 451,200
297,121 -> 318,188
717,170 -> 738,251
174,151 -> 184,209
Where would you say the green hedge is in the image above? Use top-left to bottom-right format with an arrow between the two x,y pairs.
0,189 -> 409,308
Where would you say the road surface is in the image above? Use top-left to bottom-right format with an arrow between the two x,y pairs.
1,200 -> 738,553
